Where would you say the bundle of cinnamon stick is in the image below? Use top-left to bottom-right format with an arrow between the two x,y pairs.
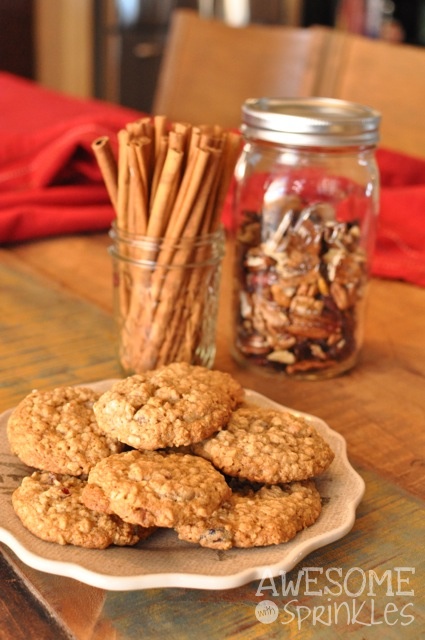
92,115 -> 241,372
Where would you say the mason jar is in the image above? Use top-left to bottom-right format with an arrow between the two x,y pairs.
109,225 -> 225,374
232,97 -> 381,379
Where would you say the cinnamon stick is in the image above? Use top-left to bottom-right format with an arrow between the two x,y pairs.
182,146 -> 221,237
117,129 -> 131,231
210,131 -> 241,229
147,147 -> 184,237
150,135 -> 168,208
133,137 -> 151,205
128,142 -> 148,234
91,136 -> 118,212
165,146 -> 210,239
154,115 -> 167,159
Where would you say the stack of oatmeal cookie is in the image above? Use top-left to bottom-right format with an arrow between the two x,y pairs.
7,363 -> 334,550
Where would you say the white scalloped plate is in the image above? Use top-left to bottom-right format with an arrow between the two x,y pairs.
0,380 -> 365,591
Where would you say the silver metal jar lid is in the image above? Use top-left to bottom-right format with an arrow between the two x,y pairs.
241,97 -> 381,147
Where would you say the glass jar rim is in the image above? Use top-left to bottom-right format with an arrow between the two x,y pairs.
108,224 -> 225,268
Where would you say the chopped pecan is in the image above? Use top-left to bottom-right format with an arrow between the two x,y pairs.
286,314 -> 339,340
244,248 -> 275,272
272,335 -> 296,350
270,283 -> 293,307
317,275 -> 329,296
310,344 -> 327,360
237,333 -> 271,355
290,295 -> 324,317
330,281 -> 349,310
251,296 -> 289,336
267,350 -> 296,364
286,359 -> 337,374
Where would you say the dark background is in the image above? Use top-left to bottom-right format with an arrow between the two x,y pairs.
0,0 -> 423,112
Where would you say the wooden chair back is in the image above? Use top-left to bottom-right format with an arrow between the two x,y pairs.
318,31 -> 425,157
153,9 -> 329,128
154,10 -> 425,158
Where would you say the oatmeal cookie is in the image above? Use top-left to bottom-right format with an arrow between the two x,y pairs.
175,480 -> 322,549
81,449 -> 232,528
154,363 -> 244,410
12,472 -> 153,548
7,386 -> 124,476
192,406 -> 334,483
93,364 -> 243,449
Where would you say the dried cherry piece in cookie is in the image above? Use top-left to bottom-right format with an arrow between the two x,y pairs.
81,449 -> 232,529
192,405 -> 334,484
7,386 -> 124,476
12,472 -> 153,548
175,480 -> 322,549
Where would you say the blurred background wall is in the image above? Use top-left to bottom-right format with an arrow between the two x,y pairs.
1,0 -> 424,112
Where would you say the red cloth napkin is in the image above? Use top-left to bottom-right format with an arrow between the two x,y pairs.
1,73 -> 424,288
373,148 -> 425,287
0,72 -> 140,242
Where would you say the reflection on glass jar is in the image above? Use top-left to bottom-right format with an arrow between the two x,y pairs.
232,98 -> 381,379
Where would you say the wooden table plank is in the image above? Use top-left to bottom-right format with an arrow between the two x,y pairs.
0,553 -> 71,640
0,258 -> 121,411
1,234 -> 114,313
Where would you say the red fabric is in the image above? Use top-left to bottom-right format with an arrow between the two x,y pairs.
372,148 -> 425,287
0,72 -> 140,242
0,73 -> 424,287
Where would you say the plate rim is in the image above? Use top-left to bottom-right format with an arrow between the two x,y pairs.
0,383 -> 365,591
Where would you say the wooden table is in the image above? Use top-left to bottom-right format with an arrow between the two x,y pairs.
0,232 -> 424,639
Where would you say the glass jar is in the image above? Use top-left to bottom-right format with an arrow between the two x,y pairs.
109,225 -> 225,374
232,97 -> 381,379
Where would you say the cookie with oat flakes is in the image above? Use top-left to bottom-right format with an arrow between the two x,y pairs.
81,449 -> 232,528
153,362 -> 244,410
7,386 -> 125,476
12,472 -> 154,548
93,364 -> 243,450
192,405 -> 334,484
175,479 -> 322,549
